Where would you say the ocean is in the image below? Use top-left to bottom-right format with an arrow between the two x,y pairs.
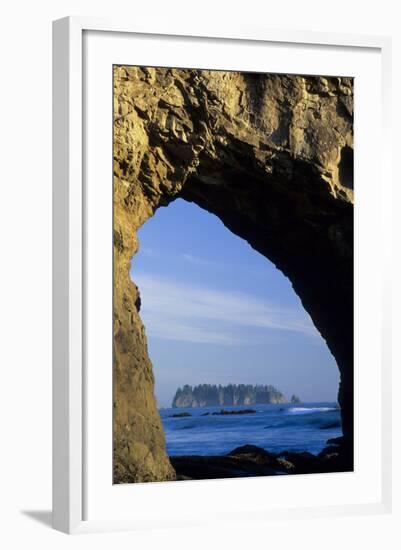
160,402 -> 342,456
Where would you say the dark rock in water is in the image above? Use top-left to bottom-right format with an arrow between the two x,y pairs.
169,412 -> 192,418
318,445 -> 341,458
171,446 -> 284,480
228,445 -> 274,460
171,444 -> 352,481
211,408 -> 257,416
278,451 -> 319,474
290,394 -> 301,403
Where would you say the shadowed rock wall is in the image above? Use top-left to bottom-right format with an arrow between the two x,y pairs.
113,66 -> 354,483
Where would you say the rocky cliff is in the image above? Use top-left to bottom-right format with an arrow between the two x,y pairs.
113,66 -> 354,483
172,384 -> 286,408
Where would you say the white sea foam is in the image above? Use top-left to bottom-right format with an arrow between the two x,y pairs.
287,407 -> 337,414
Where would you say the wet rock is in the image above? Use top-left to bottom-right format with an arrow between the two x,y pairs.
170,444 -> 352,481
211,409 -> 257,415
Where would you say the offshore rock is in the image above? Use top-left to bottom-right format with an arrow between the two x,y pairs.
172,383 -> 286,408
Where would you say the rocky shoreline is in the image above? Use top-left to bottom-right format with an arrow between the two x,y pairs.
170,439 -> 351,480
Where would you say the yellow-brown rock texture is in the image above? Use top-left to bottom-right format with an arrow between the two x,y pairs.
113,66 -> 354,483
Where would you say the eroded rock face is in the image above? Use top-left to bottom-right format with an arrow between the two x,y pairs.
113,67 -> 354,483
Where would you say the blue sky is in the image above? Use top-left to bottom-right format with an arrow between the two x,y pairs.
130,198 -> 339,407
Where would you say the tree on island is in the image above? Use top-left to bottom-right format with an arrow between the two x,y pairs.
172,383 -> 287,408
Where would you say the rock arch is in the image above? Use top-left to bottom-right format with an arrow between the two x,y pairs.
113,67 -> 354,483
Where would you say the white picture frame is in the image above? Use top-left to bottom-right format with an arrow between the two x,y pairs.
52,16 -> 392,534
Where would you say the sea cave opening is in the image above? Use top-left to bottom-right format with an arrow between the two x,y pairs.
130,198 -> 344,477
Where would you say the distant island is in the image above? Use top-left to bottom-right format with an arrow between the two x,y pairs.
172,384 -> 293,408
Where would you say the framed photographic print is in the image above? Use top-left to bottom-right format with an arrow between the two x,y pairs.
52,17 -> 392,533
